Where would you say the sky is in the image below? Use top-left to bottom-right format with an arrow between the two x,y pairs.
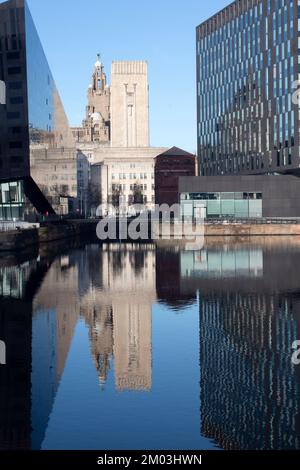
26,0 -> 230,153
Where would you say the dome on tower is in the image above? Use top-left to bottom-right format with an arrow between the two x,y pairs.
91,112 -> 101,121
95,53 -> 102,68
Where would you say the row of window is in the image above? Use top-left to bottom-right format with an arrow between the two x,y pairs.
182,192 -> 262,201
112,184 -> 154,192
45,175 -> 77,182
109,194 -> 155,204
197,0 -> 298,174
48,185 -> 77,193
112,173 -> 154,180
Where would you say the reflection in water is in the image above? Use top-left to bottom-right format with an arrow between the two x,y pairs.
181,241 -> 300,450
0,238 -> 300,449
80,245 -> 155,391
199,292 -> 300,450
181,248 -> 263,279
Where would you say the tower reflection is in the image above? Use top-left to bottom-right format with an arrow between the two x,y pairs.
81,244 -> 155,391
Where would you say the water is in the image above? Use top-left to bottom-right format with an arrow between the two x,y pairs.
0,238 -> 300,450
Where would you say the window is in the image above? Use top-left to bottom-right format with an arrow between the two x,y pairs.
9,127 -> 21,134
7,112 -> 20,119
7,66 -> 21,75
9,142 -> 22,149
10,156 -> 23,164
7,51 -> 20,60
9,96 -> 23,105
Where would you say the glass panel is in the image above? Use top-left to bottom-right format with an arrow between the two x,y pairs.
235,200 -> 249,218
221,200 -> 235,216
181,201 -> 193,218
207,200 -> 221,216
249,200 -> 262,218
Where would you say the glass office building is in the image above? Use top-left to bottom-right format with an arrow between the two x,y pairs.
197,0 -> 299,176
0,0 -> 74,219
181,191 -> 262,219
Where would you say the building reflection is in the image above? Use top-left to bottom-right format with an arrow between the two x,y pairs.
1,238 -> 300,450
155,244 -> 197,310
181,239 -> 300,450
199,291 -> 300,450
80,244 -> 155,391
0,296 -> 32,449
31,252 -> 80,449
0,251 -> 53,450
0,243 -> 80,450
0,243 -> 159,450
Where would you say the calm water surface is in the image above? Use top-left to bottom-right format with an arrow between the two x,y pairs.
0,239 -> 300,450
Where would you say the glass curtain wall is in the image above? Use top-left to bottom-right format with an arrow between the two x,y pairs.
181,192 -> 263,219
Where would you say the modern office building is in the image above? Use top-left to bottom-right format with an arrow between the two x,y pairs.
196,0 -> 299,177
0,0 -> 75,218
179,175 -> 300,219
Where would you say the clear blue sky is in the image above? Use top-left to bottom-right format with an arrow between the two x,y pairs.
26,0 -> 230,152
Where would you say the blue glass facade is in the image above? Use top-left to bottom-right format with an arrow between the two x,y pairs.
197,0 -> 299,176
0,0 -> 73,217
24,2 -> 73,149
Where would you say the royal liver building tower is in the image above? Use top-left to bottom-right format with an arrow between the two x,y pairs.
72,55 -> 111,144
72,56 -> 149,149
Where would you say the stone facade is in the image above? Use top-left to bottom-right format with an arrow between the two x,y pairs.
110,61 -> 149,148
72,58 -> 149,149
30,147 -> 77,215
72,55 -> 110,144
73,57 -> 165,214
90,147 -> 166,214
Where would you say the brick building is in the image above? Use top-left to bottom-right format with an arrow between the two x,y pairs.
155,147 -> 196,206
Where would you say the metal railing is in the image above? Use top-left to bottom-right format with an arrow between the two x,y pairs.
204,217 -> 300,225
0,221 -> 40,232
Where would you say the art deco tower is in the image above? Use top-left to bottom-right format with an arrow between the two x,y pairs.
110,61 -> 150,148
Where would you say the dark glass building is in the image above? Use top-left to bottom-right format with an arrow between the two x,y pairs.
0,0 -> 74,218
197,0 -> 299,177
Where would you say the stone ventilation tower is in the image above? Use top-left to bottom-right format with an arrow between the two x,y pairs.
110,61 -> 149,148
81,54 -> 111,143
